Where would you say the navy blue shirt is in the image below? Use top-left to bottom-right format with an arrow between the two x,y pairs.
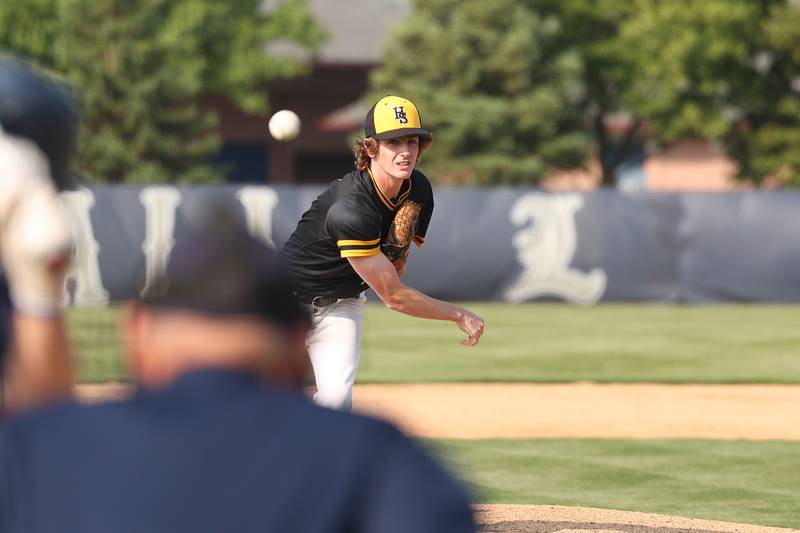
0,369 -> 475,533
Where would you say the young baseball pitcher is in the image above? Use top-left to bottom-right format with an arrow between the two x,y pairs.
280,95 -> 484,411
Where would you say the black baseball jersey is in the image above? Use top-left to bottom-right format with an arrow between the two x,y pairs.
280,168 -> 433,297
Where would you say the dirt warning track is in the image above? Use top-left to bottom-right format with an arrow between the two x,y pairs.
351,383 -> 800,440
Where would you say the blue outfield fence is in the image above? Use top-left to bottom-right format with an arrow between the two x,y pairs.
60,185 -> 800,307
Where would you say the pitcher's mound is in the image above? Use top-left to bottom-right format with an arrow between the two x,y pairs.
475,505 -> 796,533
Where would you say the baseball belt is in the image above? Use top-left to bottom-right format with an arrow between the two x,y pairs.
292,293 -> 341,307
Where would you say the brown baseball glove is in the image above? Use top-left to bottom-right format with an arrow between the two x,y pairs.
382,200 -> 422,277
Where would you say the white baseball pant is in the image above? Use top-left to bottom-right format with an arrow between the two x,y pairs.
306,292 -> 367,411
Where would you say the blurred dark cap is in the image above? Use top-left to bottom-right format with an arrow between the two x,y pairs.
0,58 -> 79,190
140,204 -> 309,330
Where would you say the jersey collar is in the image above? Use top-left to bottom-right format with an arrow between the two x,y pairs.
367,167 -> 413,210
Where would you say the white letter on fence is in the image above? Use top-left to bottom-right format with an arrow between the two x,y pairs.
236,186 -> 278,247
504,193 -> 607,305
139,187 -> 181,299
60,188 -> 110,306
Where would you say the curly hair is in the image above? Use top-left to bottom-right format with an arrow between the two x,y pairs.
352,136 -> 432,171
353,137 -> 379,171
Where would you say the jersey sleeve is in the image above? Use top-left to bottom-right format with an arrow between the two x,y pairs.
326,193 -> 383,258
409,172 -> 434,248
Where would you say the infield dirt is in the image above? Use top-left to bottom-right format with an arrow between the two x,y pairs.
350,383 -> 800,440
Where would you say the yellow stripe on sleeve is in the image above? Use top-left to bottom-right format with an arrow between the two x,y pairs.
337,238 -> 381,247
341,247 -> 381,258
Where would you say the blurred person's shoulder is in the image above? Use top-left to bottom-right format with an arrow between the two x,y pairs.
0,372 -> 475,532
321,404 -> 476,532
1,392 -> 129,437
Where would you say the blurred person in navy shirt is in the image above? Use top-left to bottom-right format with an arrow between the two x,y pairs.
0,205 -> 477,533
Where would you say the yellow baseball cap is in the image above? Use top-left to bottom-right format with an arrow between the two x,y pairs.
364,95 -> 432,141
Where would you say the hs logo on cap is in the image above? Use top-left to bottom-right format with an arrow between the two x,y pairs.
393,106 -> 408,124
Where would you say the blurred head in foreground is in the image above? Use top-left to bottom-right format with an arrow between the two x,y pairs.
0,58 -> 78,190
126,204 -> 311,390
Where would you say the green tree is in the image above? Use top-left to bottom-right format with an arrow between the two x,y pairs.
373,0 -> 800,187
370,0 -> 590,184
0,0 -> 60,62
745,1 -> 800,184
540,0 -> 639,186
612,0 -> 800,185
0,0 -> 324,183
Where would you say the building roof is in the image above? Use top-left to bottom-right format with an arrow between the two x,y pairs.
262,0 -> 411,65
318,99 -> 367,132
312,0 -> 410,64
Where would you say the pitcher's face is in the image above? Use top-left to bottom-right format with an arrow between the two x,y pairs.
372,135 -> 420,181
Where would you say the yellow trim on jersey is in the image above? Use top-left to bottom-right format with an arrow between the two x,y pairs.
341,247 -> 381,258
367,167 -> 413,211
396,176 -> 412,205
398,187 -> 413,205
337,238 -> 381,247
413,235 -> 425,248
367,167 -> 394,210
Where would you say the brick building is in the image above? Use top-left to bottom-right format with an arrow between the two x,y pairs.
209,0 -> 408,184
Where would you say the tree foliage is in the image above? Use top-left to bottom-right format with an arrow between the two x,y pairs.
615,0 -> 800,185
750,2 -> 800,183
370,0 -> 590,184
0,0 -> 324,183
538,0 -> 638,186
373,0 -> 800,186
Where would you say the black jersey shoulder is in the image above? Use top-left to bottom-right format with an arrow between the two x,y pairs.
405,169 -> 434,248
408,169 -> 433,202
326,191 -> 383,258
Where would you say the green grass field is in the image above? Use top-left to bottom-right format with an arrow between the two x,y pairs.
66,302 -> 800,527
67,305 -> 126,382
431,438 -> 800,529
69,302 -> 800,383
360,303 -> 800,383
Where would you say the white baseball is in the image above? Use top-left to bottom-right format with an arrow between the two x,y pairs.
268,109 -> 301,141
